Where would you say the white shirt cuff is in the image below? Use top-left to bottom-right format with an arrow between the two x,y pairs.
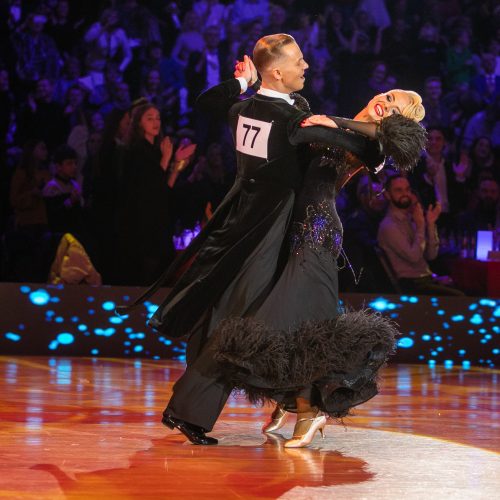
236,77 -> 248,94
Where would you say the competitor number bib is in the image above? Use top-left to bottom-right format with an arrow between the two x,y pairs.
236,115 -> 273,159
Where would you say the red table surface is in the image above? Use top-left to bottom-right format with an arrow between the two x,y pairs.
451,258 -> 500,297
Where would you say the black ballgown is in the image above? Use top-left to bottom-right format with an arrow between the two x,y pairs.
210,147 -> 399,418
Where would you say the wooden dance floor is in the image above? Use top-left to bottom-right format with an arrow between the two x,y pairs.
1,357 -> 499,499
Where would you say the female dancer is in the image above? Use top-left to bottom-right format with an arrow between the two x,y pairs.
211,89 -> 426,448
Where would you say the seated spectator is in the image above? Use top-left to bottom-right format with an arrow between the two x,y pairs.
185,26 -> 228,107
17,78 -> 66,151
63,84 -> 86,130
170,10 -> 205,67
119,0 -> 161,50
175,141 -> 233,229
99,81 -> 131,116
268,4 -> 287,34
421,76 -> 452,129
377,175 -> 464,295
11,12 -> 60,88
157,1 -> 182,54
192,0 -> 228,34
53,56 -> 82,105
458,177 -> 499,232
463,94 -> 500,149
68,110 -> 105,178
7,139 -> 52,282
46,0 -> 76,56
9,140 -> 50,232
468,136 -> 499,185
445,28 -> 476,89
84,8 -> 132,73
470,52 -> 500,106
231,0 -> 270,29
409,127 -> 469,229
341,176 -> 391,293
139,68 -> 179,131
42,144 -> 83,234
413,22 -> 445,85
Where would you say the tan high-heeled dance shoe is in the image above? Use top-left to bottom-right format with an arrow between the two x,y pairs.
284,413 -> 327,448
262,405 -> 288,434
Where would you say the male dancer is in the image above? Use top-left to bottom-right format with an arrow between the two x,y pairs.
124,34 -> 379,445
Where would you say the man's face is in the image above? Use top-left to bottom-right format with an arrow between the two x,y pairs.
386,178 -> 413,209
274,42 -> 309,93
479,180 -> 499,207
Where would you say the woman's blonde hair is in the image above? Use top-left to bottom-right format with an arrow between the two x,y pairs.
391,89 -> 425,122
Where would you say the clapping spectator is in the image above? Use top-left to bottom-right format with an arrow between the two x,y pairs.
170,11 -> 205,67
410,127 -> 469,228
231,0 -> 270,29
185,26 -> 228,107
377,175 -> 463,295
117,104 -> 195,284
12,12 -> 60,88
84,8 -> 132,73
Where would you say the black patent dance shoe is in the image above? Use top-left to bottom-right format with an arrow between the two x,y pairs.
162,414 -> 218,445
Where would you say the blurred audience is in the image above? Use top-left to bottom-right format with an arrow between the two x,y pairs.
1,0 -> 499,294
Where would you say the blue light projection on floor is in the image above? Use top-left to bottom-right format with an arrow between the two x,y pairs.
2,287 -> 499,367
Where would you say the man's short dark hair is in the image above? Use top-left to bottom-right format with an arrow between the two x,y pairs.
53,144 -> 77,164
384,174 -> 406,191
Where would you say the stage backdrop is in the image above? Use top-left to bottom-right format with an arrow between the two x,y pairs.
1,283 -> 499,368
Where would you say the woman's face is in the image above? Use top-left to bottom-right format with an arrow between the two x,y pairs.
363,90 -> 412,122
140,108 -> 161,138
